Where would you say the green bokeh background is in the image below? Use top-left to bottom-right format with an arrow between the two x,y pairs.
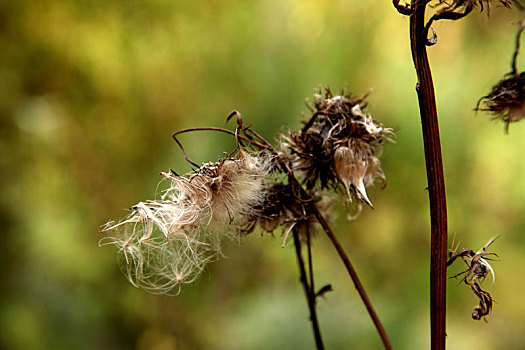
1,1 -> 525,349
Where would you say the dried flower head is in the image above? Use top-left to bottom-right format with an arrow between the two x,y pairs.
101,150 -> 273,294
242,182 -> 332,246
477,72 -> 525,131
283,88 -> 392,219
447,236 -> 500,320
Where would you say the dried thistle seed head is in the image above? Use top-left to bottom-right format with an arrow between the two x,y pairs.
478,72 -> 525,131
284,88 -> 392,218
242,182 -> 332,245
102,151 -> 273,294
243,183 -> 310,234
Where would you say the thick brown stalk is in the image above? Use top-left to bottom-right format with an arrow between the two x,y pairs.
293,229 -> 325,350
409,1 -> 448,349
308,202 -> 393,350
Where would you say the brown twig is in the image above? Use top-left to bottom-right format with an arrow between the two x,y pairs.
293,229 -> 325,350
308,201 -> 393,350
511,4 -> 525,75
409,1 -> 448,349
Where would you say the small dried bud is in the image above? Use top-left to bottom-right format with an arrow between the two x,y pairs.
477,72 -> 525,131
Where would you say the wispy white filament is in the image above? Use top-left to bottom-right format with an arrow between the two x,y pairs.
101,152 -> 272,294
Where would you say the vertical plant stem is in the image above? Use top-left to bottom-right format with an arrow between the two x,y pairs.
409,1 -> 448,349
293,229 -> 325,350
306,227 -> 315,296
309,203 -> 393,350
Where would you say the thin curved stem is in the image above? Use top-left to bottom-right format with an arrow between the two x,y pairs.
293,230 -> 325,350
306,226 -> 315,297
510,6 -> 525,75
308,202 -> 393,350
172,127 -> 269,150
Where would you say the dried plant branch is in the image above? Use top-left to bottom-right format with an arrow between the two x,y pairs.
424,3 -> 474,46
422,1 -> 512,46
172,127 -> 270,154
241,98 -> 394,348
238,104 -> 394,348
106,94 -> 394,348
410,1 -> 448,349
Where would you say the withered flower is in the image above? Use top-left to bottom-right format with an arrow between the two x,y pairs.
101,150 -> 273,294
242,182 -> 332,246
477,72 -> 525,131
283,88 -> 393,219
447,236 -> 500,320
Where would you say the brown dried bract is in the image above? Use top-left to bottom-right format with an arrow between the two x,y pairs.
447,236 -> 499,320
477,72 -> 525,131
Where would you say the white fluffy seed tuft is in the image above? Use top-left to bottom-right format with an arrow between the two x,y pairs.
101,152 -> 272,294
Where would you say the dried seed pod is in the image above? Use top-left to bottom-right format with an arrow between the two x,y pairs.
283,88 -> 392,219
477,72 -> 525,131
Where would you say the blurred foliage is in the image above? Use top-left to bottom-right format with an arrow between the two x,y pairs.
1,1 -> 525,349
